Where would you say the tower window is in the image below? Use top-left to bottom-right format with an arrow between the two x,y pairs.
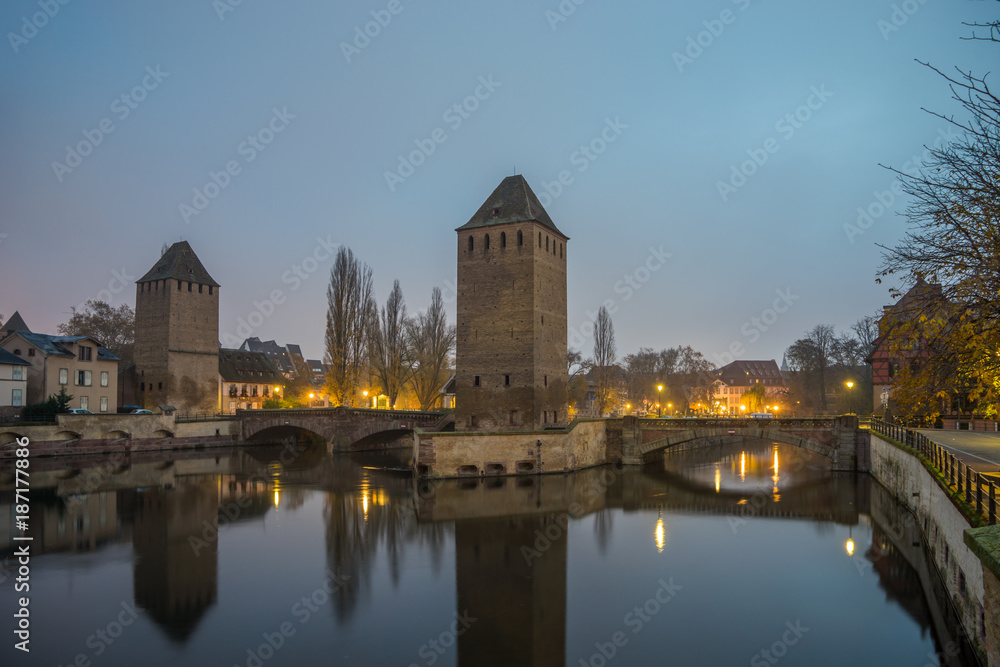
474,375 -> 480,387
158,382 -> 163,390
504,374 -> 510,386
500,232 -> 506,248
140,382 -> 145,391
560,243 -> 563,258
485,234 -> 490,250
538,232 -> 542,248
517,230 -> 523,246
188,282 -> 192,292
199,284 -> 203,293
492,207 -> 501,216
177,280 -> 182,291
544,375 -> 548,387
470,415 -> 478,428
546,236 -> 549,251
468,236 -> 474,252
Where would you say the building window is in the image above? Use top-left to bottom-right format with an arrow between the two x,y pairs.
544,375 -> 548,387
500,232 -> 506,248
560,243 -> 563,258
554,410 -> 558,422
468,236 -> 474,251
13,349 -> 21,356
100,371 -> 109,387
178,280 -> 182,291
100,397 -> 108,412
546,236 -> 549,251
27,349 -> 34,357
80,396 -> 89,411
77,370 -> 92,386
474,375 -> 480,387
229,401 -> 236,414
538,232 -> 542,247
188,282 -> 193,292
504,374 -> 510,386
140,382 -> 145,391
12,366 -> 22,381
492,207 -> 500,216
158,382 -> 163,390
470,415 -> 478,428
78,346 -> 92,362
485,234 -> 490,250
543,411 -> 548,424
12,389 -> 22,407
518,230 -> 523,246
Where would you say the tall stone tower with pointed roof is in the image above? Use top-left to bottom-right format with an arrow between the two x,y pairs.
133,241 -> 220,414
455,175 -> 568,431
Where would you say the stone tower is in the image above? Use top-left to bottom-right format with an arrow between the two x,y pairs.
455,175 -> 568,431
134,241 -> 219,414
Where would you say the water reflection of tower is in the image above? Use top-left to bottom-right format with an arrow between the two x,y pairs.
455,516 -> 567,666
128,478 -> 219,642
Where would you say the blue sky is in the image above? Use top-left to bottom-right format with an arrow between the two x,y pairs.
1,0 -> 996,364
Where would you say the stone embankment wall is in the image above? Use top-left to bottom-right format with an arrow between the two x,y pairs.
869,432 -> 997,665
413,419 -> 610,478
0,414 -> 237,458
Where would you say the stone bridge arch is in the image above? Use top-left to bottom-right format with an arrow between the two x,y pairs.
622,417 -> 860,471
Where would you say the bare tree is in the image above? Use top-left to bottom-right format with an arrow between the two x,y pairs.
567,348 -> 591,417
324,248 -> 376,406
58,300 -> 134,363
592,306 -> 617,415
370,280 -> 410,408
406,287 -> 455,411
876,18 -> 1000,415
785,324 -> 836,410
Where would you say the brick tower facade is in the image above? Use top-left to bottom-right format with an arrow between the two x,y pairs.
134,242 -> 220,415
455,175 -> 568,431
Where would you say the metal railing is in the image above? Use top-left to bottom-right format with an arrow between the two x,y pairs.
871,418 -> 997,525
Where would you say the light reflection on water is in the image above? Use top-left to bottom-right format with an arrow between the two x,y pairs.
0,441 -> 982,666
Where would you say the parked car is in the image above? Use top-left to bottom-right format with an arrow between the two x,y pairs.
130,409 -> 155,415
67,409 -> 93,415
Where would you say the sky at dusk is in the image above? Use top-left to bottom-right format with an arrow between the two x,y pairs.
1,0 -> 997,365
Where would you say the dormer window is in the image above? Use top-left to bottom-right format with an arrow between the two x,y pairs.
492,207 -> 500,216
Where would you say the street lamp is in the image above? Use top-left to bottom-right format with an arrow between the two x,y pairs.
846,381 -> 855,415
363,390 -> 369,408
667,403 -> 672,417
657,385 -> 663,417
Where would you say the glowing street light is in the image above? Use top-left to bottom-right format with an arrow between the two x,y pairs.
657,385 -> 663,417
846,538 -> 855,556
846,380 -> 855,415
655,512 -> 665,553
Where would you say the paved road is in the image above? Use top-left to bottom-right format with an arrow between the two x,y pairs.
918,429 -> 1000,472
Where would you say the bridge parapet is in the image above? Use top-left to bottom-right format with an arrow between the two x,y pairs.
621,416 -> 860,471
238,407 -> 445,451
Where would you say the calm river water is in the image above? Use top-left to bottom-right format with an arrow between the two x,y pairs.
0,440 -> 981,666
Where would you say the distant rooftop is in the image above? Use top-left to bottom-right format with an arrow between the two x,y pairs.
456,175 -> 567,238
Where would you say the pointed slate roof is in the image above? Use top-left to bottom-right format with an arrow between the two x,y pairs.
1,311 -> 29,334
456,175 -> 568,238
138,241 -> 219,287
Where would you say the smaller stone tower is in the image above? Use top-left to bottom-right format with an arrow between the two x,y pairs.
133,242 -> 219,414
455,175 -> 569,431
